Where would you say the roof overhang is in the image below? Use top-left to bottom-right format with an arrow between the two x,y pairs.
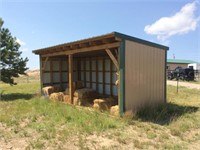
32,32 -> 169,57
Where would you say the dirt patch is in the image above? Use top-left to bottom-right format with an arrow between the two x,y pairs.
167,80 -> 200,89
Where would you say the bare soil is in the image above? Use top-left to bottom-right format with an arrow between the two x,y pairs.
167,80 -> 200,89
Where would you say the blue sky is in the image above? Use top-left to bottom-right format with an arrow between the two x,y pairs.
1,0 -> 199,69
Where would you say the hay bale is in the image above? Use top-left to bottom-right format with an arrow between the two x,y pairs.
73,97 -> 79,105
49,92 -> 64,101
73,97 -> 92,106
42,86 -> 62,96
110,105 -> 119,116
93,97 -> 118,111
42,86 -> 54,96
93,99 -> 110,111
63,95 -> 71,104
74,88 -> 97,99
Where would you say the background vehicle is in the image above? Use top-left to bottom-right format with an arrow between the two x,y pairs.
168,67 -> 195,81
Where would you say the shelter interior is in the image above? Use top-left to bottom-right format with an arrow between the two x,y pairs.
35,33 -> 121,106
42,50 -> 118,97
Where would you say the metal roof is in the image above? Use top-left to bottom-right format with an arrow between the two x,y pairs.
167,59 -> 198,64
32,32 -> 169,55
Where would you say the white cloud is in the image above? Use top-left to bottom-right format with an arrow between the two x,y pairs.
16,38 -> 28,52
144,1 -> 200,42
16,38 -> 26,46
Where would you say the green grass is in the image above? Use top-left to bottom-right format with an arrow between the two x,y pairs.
0,79 -> 200,149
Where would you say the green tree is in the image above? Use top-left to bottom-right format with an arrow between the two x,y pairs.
0,18 -> 28,85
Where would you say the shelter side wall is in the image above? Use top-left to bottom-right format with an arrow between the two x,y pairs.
125,40 -> 166,113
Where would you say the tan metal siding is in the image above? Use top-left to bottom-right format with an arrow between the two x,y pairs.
125,40 -> 165,113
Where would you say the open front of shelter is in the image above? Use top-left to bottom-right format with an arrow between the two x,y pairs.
33,32 -> 169,115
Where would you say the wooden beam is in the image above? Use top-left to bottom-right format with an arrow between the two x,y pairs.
105,49 -> 119,71
68,54 -> 74,104
42,56 -> 49,70
39,55 -> 43,94
41,42 -> 120,57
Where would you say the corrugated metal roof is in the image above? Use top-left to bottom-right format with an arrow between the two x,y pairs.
167,59 -> 198,64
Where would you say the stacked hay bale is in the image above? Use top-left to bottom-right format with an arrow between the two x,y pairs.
93,97 -> 117,111
73,88 -> 98,106
42,86 -> 61,96
63,95 -> 71,104
49,92 -> 64,101
110,105 -> 119,116
42,86 -> 54,96
93,99 -> 110,111
64,81 -> 83,95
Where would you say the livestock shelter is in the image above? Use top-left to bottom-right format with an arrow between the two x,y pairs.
33,32 -> 169,114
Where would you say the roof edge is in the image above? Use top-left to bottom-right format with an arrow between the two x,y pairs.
114,31 -> 169,50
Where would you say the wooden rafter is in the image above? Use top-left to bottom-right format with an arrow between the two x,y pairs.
42,56 -> 49,70
41,42 -> 120,57
105,49 -> 119,71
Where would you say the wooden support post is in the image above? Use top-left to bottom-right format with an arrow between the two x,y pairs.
39,55 -> 43,94
105,49 -> 119,71
68,54 -> 74,104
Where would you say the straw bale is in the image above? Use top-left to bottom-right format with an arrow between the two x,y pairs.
49,92 -> 64,101
74,88 -> 97,99
93,97 -> 118,111
63,95 -> 71,104
73,97 -> 92,106
93,99 -> 110,111
42,86 -> 54,96
110,105 -> 119,116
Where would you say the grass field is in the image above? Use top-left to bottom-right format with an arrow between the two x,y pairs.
0,79 -> 200,149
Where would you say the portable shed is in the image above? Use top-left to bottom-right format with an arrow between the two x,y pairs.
33,32 -> 169,114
